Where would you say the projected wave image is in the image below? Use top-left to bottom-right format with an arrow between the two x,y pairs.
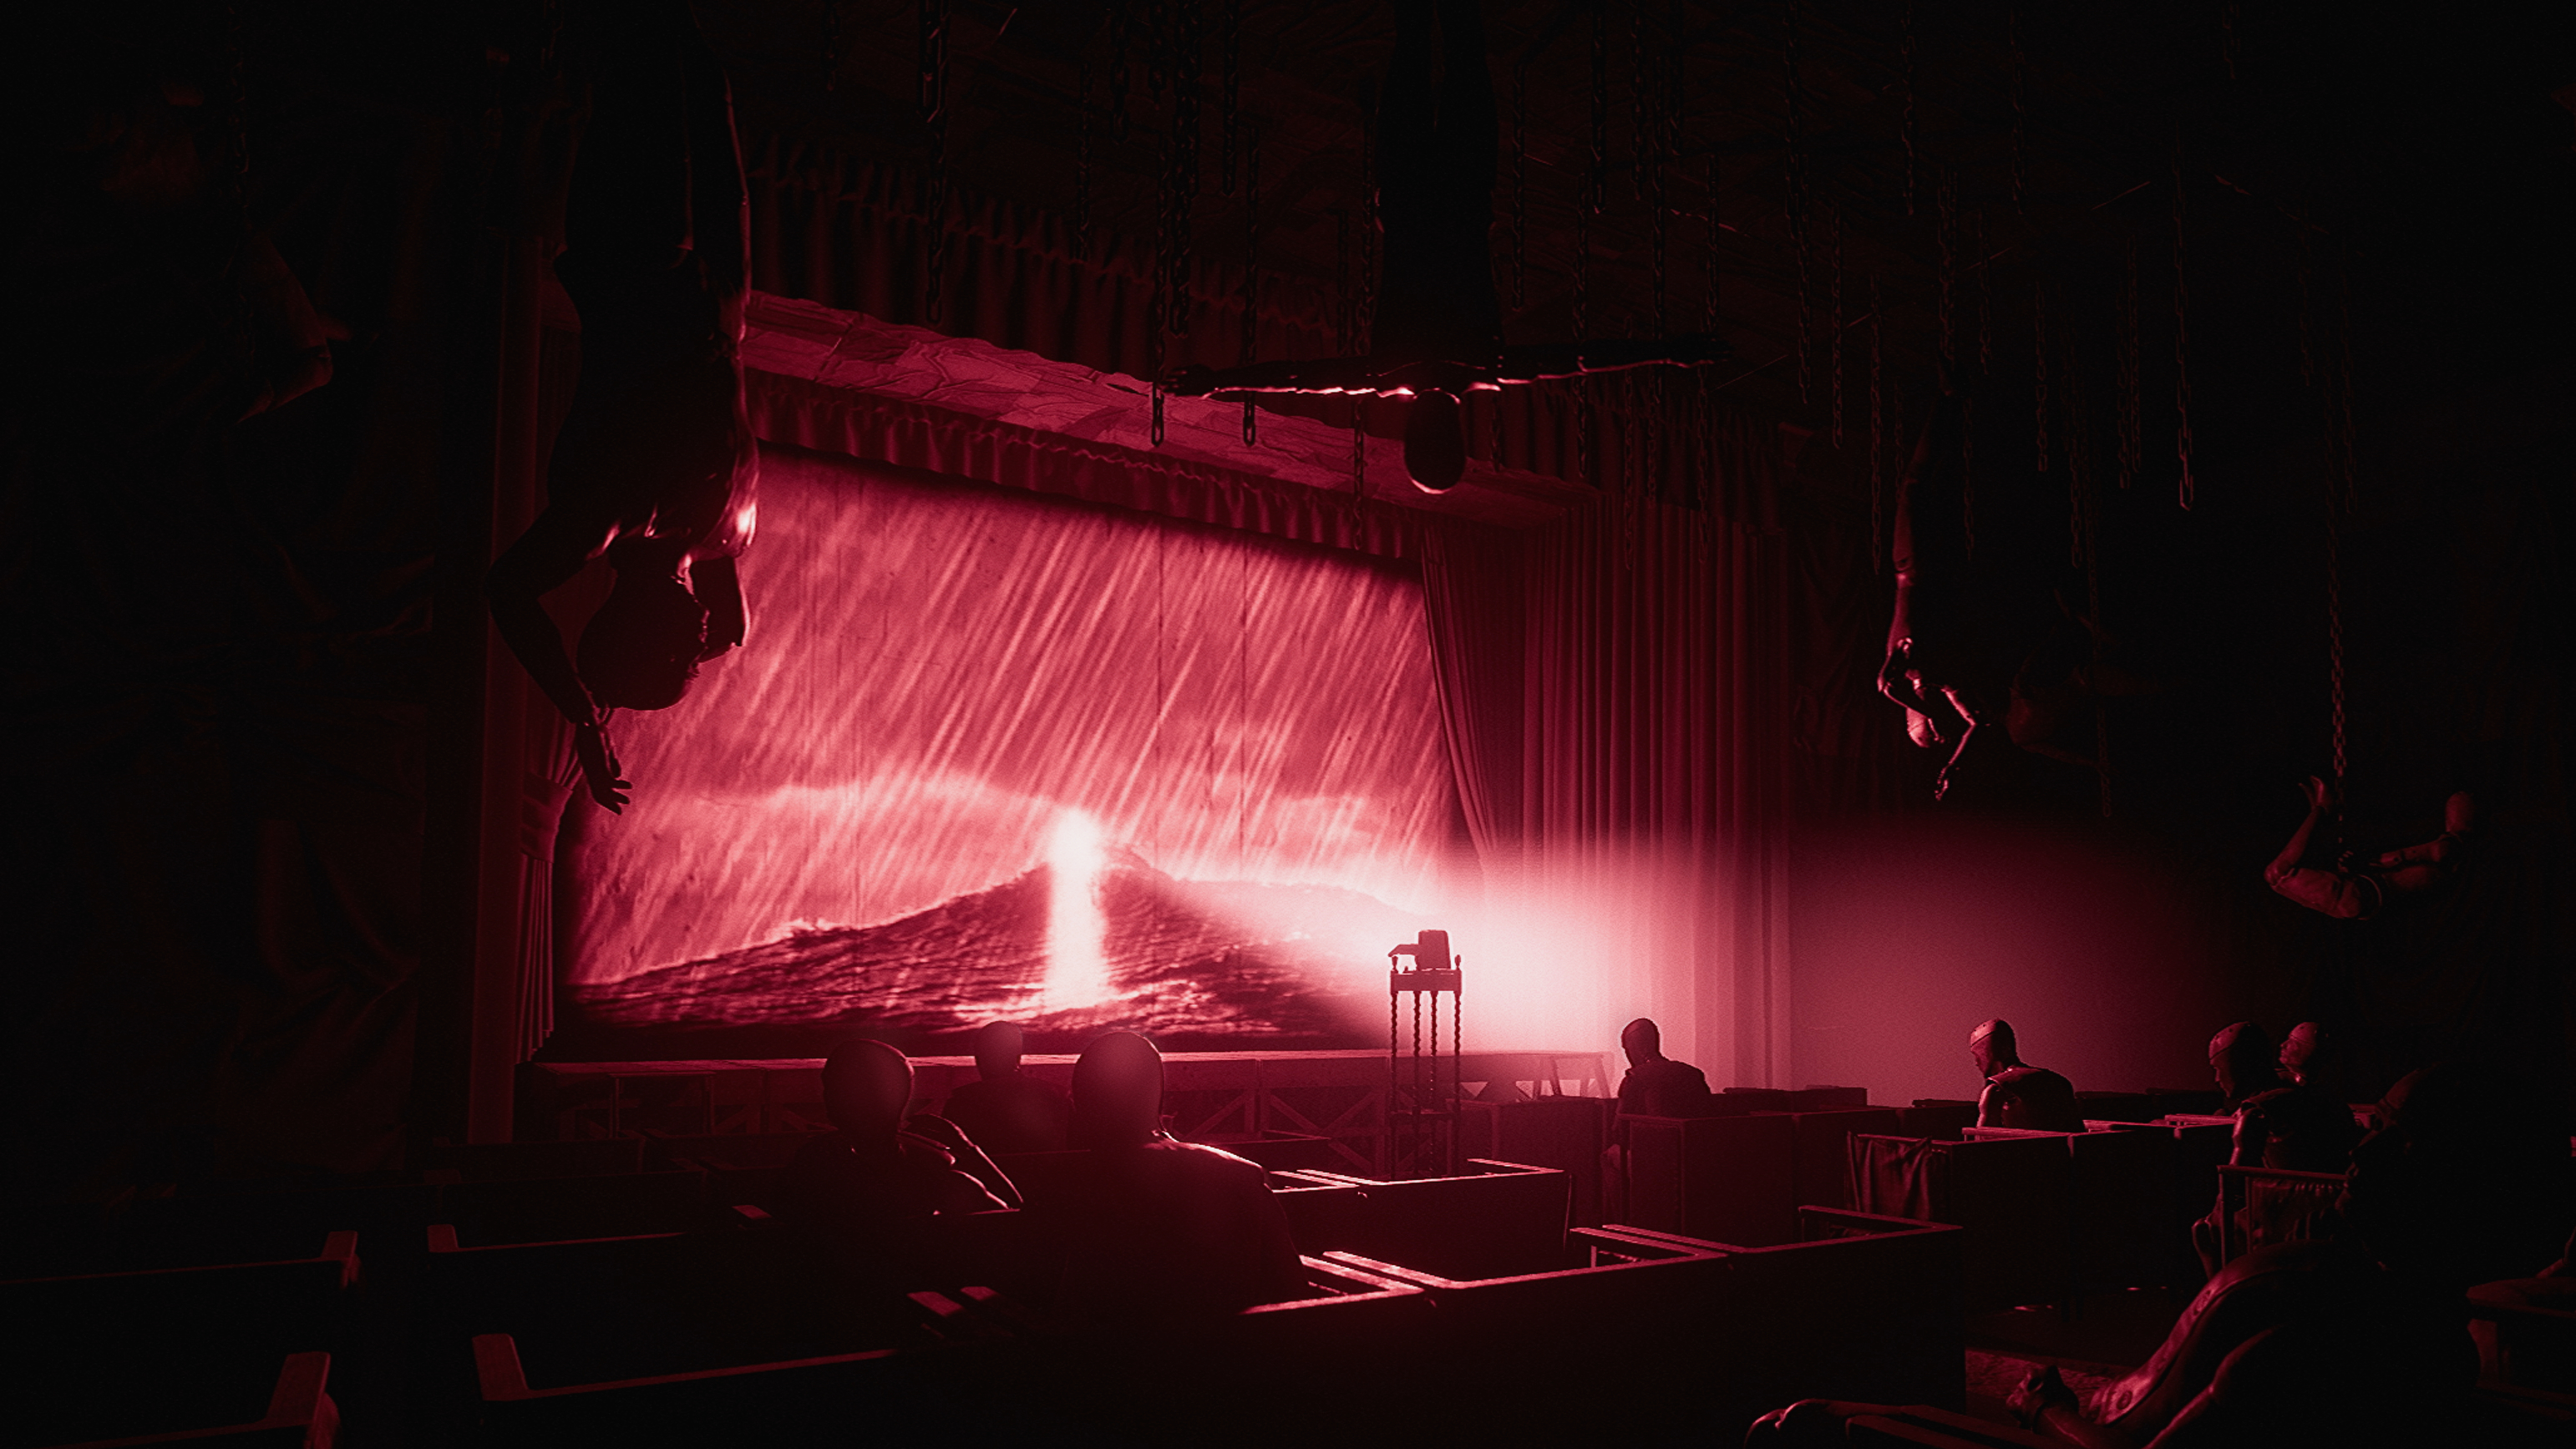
557,452 -> 1453,1057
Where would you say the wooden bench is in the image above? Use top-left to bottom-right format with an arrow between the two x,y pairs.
1625,1111 -> 1798,1247
435,1168 -> 710,1247
466,1255 -> 1427,1446
3,1239 -> 357,1447
1269,1159 -> 1571,1280
424,1136 -> 645,1181
1615,1207 -> 1966,1416
1850,1132 -> 2071,1311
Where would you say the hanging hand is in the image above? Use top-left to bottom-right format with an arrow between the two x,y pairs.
573,719 -> 632,813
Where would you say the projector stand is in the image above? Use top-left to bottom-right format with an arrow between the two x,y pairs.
1387,951 -> 1462,1179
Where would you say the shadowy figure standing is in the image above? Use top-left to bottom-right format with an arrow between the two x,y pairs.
1970,1019 -> 2082,1133
942,1021 -> 1072,1156
485,0 -> 759,812
1042,1032 -> 1306,1327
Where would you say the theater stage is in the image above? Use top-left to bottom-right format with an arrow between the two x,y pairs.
520,1048 -> 1614,1176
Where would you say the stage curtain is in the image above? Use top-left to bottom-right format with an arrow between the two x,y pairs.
1423,408 -> 1795,1086
748,370 -> 1426,562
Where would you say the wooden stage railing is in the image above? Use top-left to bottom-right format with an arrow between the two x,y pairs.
518,1049 -> 1611,1174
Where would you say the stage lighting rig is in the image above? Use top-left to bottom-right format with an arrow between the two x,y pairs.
1387,930 -> 1462,1178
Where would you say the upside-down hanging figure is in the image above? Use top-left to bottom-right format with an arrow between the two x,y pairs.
485,0 -> 758,813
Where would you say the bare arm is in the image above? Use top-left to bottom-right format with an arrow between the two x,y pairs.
690,552 -> 746,658
486,503 -> 631,812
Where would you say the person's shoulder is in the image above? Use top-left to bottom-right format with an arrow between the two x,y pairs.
1144,1137 -> 1269,1179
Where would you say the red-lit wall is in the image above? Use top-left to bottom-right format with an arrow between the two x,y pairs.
1791,815 -> 2242,1107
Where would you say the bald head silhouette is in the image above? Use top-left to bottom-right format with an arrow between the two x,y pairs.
1072,1031 -> 1164,1149
1620,1017 -> 1664,1069
1969,1018 -> 2020,1078
822,1038 -> 914,1141
973,1021 -> 1027,1081
2210,1021 -> 2285,1105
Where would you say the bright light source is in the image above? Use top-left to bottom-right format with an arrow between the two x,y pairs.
1043,808 -> 1112,1012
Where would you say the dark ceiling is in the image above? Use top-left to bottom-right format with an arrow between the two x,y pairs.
698,0 -> 2576,459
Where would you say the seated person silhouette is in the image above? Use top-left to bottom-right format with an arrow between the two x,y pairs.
2207,1021 -> 2288,1116
942,1021 -> 1072,1156
2231,1021 -> 2361,1173
1042,1031 -> 1306,1328
778,1039 -> 1007,1252
1754,1063 -> 2550,1447
1614,1018 -> 1717,1121
1970,1019 -> 2082,1132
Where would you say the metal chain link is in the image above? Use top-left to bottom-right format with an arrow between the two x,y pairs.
1242,121 -> 1260,445
1961,393 -> 1976,558
1513,63 -> 1530,310
1869,273 -> 1885,572
2117,231 -> 2141,489
1074,54 -> 1094,261
1900,1 -> 1918,215
1786,0 -> 1812,403
920,0 -> 951,322
2171,143 -> 2196,510
1829,207 -> 1843,448
1972,210 -> 1990,376
1108,0 -> 1133,143
1937,168 -> 1957,375
2008,8 -> 2026,215
1220,0 -> 1241,196
2033,278 -> 2049,475
1705,150 -> 1721,330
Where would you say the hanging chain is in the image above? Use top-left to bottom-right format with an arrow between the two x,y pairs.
1869,272 -> 1885,571
1590,0 -> 1610,219
2061,306 -> 2083,565
1936,167 -> 1957,376
1629,3 -> 1649,202
1241,121 -> 1260,445
1074,53 -> 1095,261
2117,230 -> 2141,489
1220,0 -> 1241,195
1900,0 -> 1918,215
1108,0 -> 1133,143
2008,8 -> 2026,215
1962,393 -> 1977,557
1704,151 -> 1722,330
2033,277 -> 2049,475
823,1 -> 843,90
920,0 -> 951,322
1512,63 -> 1530,310
1829,207 -> 1844,448
2221,2 -> 2241,82
2065,317 -> 2112,816
2294,220 -> 2315,388
1336,209 -> 1354,354
1162,2 -> 1204,339
2325,256 -> 2356,786
2171,141 -> 2197,510
1786,0 -> 1813,403
1972,210 -> 1990,376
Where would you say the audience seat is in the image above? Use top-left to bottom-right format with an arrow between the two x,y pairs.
423,1137 -> 645,1182
4,1237 -> 357,1447
1460,1096 -> 1610,1223
2212,1164 -> 2346,1268
1625,1112 -> 1798,1246
435,1168 -> 709,1247
1901,1100 -> 1980,1141
1791,1107 -> 1905,1212
1271,1159 -> 1571,1280
1850,1132 -> 2071,1311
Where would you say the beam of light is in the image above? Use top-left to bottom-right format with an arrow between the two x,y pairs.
1042,808 -> 1111,1011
